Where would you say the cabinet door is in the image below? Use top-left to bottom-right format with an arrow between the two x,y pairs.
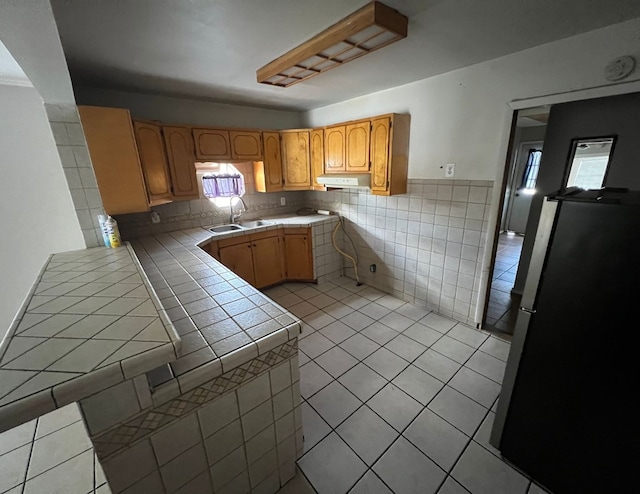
324,125 -> 346,172
193,128 -> 232,160
230,131 -> 263,160
78,106 -> 149,215
133,121 -> 172,203
219,242 -> 256,286
310,129 -> 325,189
285,232 -> 313,280
251,236 -> 284,288
370,117 -> 391,192
163,126 -> 199,198
281,131 -> 311,189
345,121 -> 370,172
254,132 -> 283,192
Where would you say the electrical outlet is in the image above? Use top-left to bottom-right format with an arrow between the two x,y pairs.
280,197 -> 286,206
445,163 -> 455,178
150,212 -> 161,224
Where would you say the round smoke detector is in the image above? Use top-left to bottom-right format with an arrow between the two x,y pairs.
604,55 -> 636,81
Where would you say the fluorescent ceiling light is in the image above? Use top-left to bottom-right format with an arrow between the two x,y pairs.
257,1 -> 408,88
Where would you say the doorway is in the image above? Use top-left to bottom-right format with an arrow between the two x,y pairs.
484,107 -> 548,334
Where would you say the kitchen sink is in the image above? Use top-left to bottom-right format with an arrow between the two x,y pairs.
209,224 -> 244,234
238,220 -> 274,228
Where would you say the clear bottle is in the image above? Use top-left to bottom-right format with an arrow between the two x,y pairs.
105,216 -> 122,248
97,214 -> 111,247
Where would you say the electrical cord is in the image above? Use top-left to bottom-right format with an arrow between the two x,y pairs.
332,215 -> 362,286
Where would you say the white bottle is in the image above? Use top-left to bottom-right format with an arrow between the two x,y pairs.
97,215 -> 111,247
105,216 -> 122,248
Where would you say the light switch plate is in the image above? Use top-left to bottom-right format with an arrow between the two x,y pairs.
445,163 -> 455,178
280,197 -> 286,206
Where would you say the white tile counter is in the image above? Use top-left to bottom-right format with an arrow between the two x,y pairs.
0,245 -> 181,433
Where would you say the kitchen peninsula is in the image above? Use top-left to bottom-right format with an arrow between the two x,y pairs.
0,214 -> 341,494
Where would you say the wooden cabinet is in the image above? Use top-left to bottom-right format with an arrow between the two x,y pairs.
324,125 -> 345,172
370,114 -> 410,196
217,230 -> 285,289
163,126 -> 199,198
284,228 -> 314,280
252,235 -> 284,288
310,129 -> 325,190
133,121 -> 172,204
229,131 -> 262,160
193,128 -> 232,161
254,132 -> 283,192
324,121 -> 371,173
193,128 -> 262,161
78,106 -> 150,215
205,227 -> 313,286
281,130 -> 311,190
345,121 -> 370,172
219,241 -> 256,286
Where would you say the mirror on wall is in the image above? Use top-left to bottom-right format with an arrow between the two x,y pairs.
566,137 -> 614,189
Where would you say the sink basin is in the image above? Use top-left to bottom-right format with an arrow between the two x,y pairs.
209,224 -> 244,234
238,220 -> 274,229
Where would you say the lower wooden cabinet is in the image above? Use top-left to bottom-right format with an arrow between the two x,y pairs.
219,241 -> 257,286
202,227 -> 314,287
284,228 -> 314,280
216,230 -> 285,289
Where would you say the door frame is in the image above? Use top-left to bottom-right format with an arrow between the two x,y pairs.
504,140 -> 544,233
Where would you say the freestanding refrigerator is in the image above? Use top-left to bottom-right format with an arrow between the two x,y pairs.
491,188 -> 640,494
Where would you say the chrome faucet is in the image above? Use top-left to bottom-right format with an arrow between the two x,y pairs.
229,195 -> 248,224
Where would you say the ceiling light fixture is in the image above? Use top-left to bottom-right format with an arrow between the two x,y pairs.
256,1 -> 408,88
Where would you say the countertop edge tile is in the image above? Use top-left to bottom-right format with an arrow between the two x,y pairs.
0,388 -> 55,432
53,361 -> 125,408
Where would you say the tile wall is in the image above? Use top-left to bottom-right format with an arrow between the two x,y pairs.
79,339 -> 302,494
311,219 -> 343,284
115,162 -> 306,239
45,104 -> 104,248
304,180 -> 494,326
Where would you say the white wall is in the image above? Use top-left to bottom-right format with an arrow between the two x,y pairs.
0,84 -> 84,335
73,86 -> 304,130
303,17 -> 640,182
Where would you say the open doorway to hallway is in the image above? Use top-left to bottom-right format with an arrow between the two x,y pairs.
484,107 -> 548,335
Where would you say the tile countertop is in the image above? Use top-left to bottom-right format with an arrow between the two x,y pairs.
125,214 -> 338,402
0,244 -> 181,433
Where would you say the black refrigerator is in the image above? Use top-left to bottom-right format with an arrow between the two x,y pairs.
491,188 -> 640,494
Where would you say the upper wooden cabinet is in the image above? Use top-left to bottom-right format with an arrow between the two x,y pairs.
133,121 -> 172,204
193,128 -> 232,161
324,125 -> 346,172
281,130 -> 311,190
229,131 -> 262,160
78,106 -> 150,215
162,126 -> 199,198
345,122 -> 370,172
310,129 -> 325,190
324,121 -> 371,173
254,132 -> 283,193
370,114 -> 411,196
193,128 -> 262,161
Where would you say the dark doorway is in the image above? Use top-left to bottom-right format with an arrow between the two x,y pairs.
484,108 -> 548,335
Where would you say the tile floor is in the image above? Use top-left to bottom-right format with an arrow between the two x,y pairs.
485,233 -> 524,334
0,403 -> 109,494
265,277 -> 550,494
1,276 -> 551,494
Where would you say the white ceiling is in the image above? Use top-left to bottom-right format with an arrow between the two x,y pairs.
50,0 -> 640,111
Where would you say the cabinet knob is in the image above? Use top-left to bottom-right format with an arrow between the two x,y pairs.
253,244 -> 257,247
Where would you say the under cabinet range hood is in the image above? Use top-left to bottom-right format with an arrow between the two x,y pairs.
316,174 -> 371,189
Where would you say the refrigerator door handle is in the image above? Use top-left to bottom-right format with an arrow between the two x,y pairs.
520,307 -> 536,314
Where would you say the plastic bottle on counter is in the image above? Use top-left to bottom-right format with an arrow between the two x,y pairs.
105,216 -> 122,248
97,214 -> 111,247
